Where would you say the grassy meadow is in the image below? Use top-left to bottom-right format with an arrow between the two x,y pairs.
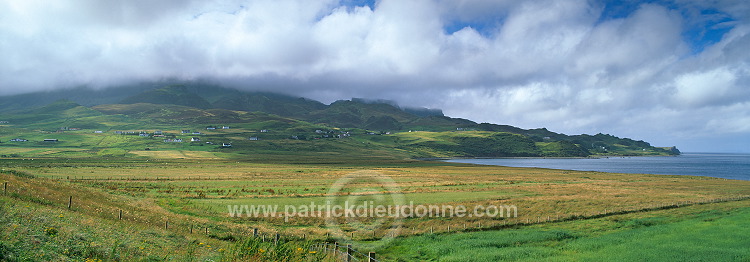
2,154 -> 750,261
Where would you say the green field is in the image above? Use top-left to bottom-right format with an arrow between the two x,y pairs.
379,200 -> 750,261
2,157 -> 750,261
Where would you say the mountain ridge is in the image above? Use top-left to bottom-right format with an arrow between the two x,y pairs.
0,83 -> 679,158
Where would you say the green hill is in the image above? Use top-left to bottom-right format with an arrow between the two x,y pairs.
120,85 -> 213,109
0,84 -> 679,158
212,91 -> 327,118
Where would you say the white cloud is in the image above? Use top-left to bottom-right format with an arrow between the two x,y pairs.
673,67 -> 737,107
0,0 -> 749,151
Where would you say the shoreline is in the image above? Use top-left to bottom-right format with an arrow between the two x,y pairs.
417,154 -> 678,161
430,153 -> 750,181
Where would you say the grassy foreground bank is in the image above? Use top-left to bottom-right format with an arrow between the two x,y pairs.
378,199 -> 750,261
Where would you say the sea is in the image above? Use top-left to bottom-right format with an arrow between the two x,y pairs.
444,152 -> 750,181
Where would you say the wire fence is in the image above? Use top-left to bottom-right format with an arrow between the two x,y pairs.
4,169 -> 750,262
309,242 -> 379,262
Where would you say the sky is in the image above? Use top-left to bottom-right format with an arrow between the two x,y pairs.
1,0 -> 749,153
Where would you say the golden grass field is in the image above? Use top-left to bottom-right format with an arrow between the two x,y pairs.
7,157 -> 750,240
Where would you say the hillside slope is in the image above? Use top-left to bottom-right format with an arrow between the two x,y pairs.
0,84 -> 679,158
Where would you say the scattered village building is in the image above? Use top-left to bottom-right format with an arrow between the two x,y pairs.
154,131 -> 163,135
94,131 -> 103,133
248,137 -> 259,141
43,139 -> 59,142
114,131 -> 123,134
206,127 -> 216,130
10,138 -> 27,142
260,129 -> 268,133
221,143 -> 232,147
191,137 -> 201,142
164,139 -> 183,142
0,121 -> 9,124
139,133 -> 149,137
192,132 -> 201,135
181,130 -> 191,134
222,126 -> 230,129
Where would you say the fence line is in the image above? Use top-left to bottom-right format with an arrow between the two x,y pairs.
4,171 -> 750,261
310,242 -> 378,262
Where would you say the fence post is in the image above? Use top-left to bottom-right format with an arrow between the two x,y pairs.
165,221 -> 169,230
190,225 -> 193,234
68,196 -> 72,209
369,252 -> 376,262
346,244 -> 352,262
275,233 -> 280,245
323,242 -> 327,253
205,227 -> 209,234
118,209 -> 122,220
3,182 -> 6,195
253,228 -> 258,237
